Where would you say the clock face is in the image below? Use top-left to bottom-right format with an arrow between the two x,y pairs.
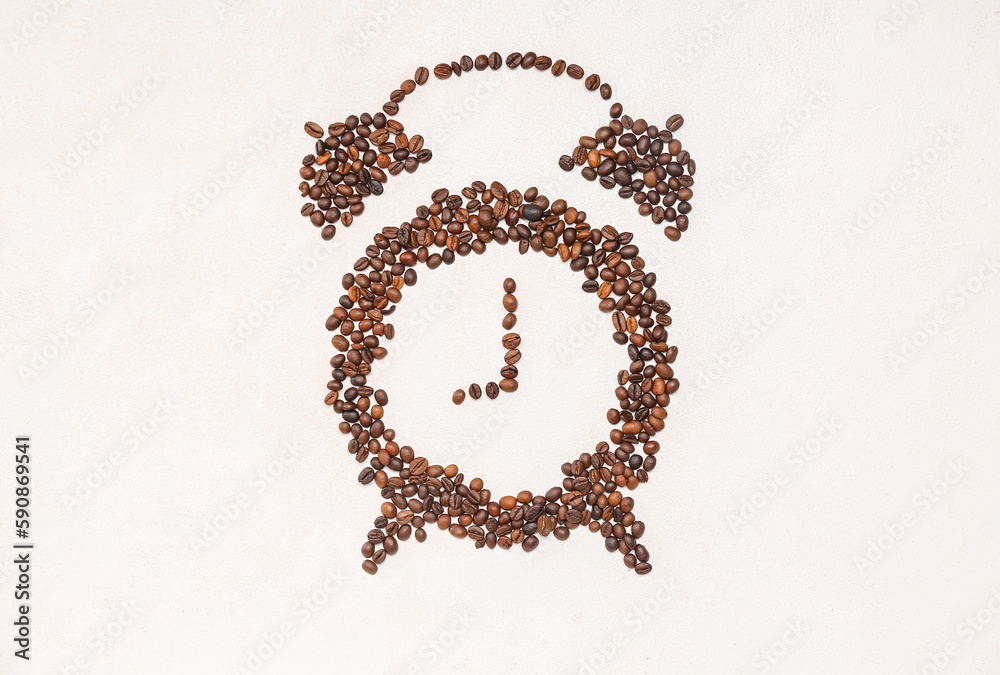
323,176 -> 678,575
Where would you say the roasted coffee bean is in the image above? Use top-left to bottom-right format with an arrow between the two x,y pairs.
502,313 -> 517,329
305,121 -> 324,138
452,389 -> 466,405
666,114 -> 684,131
506,52 -> 522,68
502,333 -> 521,349
499,378 -> 518,392
585,73 -> 600,91
567,63 -> 584,79
433,63 -> 452,79
488,51 -> 502,69
415,66 -> 429,84
485,382 -> 500,399
504,349 -> 521,365
559,154 -> 574,171
503,293 -> 518,311
500,365 -> 518,379
469,383 -> 482,399
503,277 -> 516,293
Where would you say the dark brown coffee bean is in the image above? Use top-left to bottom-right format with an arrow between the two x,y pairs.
559,155 -> 574,171
610,102 -> 623,118
502,333 -> 520,348
304,121 -> 324,138
474,54 -> 488,70
666,114 -> 684,131
415,66 -> 429,85
521,52 -> 536,69
506,52 -> 522,68
567,63 -> 584,79
486,382 -> 499,399
500,365 -> 518,379
469,383 -> 482,399
460,55 -> 473,71
504,348 -> 521,365
534,55 -> 552,70
551,59 -> 566,76
600,83 -> 612,100
503,277 -> 516,293
452,389 -> 465,405
585,73 -> 600,91
635,562 -> 652,574
358,467 -> 375,484
362,560 -> 378,575
433,63 -> 452,79
488,51 -> 502,69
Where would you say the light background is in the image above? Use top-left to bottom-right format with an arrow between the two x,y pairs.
1,1 -> 999,673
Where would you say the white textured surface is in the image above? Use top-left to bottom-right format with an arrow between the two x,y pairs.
2,1 -> 999,673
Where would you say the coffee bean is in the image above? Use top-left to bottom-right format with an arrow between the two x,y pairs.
521,52 -> 536,69
567,63 -> 584,79
488,51 -> 502,69
469,383 -> 482,399
502,313 -> 517,329
452,389 -> 465,405
585,73 -> 600,91
551,59 -> 566,76
502,333 -> 521,349
504,348 -> 521,365
535,55 -> 552,70
415,66 -> 429,85
559,155 -> 574,171
499,378 -> 518,392
666,114 -> 684,131
500,365 -> 518,379
485,382 -> 499,399
503,277 -> 516,293
433,63 -> 452,79
503,293 -> 518,311
506,52 -> 522,68
460,55 -> 473,71
305,121 -> 324,138
362,560 -> 378,574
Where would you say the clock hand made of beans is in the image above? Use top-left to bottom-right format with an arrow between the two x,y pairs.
299,51 -> 693,575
